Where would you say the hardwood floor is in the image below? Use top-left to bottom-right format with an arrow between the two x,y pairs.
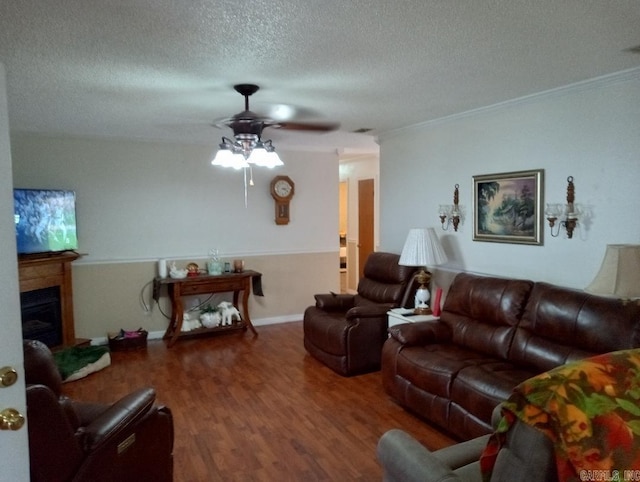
62,322 -> 454,481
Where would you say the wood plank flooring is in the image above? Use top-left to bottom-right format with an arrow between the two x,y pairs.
62,322 -> 454,481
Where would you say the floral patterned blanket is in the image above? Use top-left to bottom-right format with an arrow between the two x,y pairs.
480,349 -> 640,482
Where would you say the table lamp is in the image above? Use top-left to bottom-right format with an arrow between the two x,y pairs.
585,244 -> 640,300
399,227 -> 448,314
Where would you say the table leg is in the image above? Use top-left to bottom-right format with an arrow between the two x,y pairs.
164,289 -> 185,347
240,283 -> 258,336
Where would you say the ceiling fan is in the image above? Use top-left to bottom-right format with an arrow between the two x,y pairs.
211,84 -> 339,169
214,83 -> 339,137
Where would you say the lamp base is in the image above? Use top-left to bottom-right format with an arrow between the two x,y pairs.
413,306 -> 432,315
413,284 -> 432,315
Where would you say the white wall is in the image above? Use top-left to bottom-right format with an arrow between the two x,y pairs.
379,68 -> 640,289
11,135 -> 338,261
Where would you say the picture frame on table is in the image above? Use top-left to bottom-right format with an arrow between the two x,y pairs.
472,169 -> 544,245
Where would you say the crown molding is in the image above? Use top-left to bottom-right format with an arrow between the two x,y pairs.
379,66 -> 640,141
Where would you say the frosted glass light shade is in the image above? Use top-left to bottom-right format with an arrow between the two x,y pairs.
211,149 -> 248,169
247,148 -> 283,168
585,244 -> 640,298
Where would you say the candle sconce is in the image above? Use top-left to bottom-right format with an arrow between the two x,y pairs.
545,176 -> 579,238
439,184 -> 461,232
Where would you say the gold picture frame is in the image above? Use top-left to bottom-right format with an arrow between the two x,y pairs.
472,169 -> 544,245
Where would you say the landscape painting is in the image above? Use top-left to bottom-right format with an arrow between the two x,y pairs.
473,169 -> 543,245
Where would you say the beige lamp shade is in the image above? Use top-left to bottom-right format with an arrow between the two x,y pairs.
399,227 -> 448,267
585,244 -> 640,298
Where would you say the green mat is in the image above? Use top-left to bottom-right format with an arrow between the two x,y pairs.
53,345 -> 111,381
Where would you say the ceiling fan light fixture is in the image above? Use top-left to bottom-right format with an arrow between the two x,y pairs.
211,140 -> 249,169
247,140 -> 283,168
212,134 -> 282,169
211,84 -> 285,171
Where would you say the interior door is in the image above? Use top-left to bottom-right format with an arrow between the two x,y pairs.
358,178 -> 374,280
0,62 -> 30,480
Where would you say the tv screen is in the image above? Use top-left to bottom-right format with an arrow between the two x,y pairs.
13,189 -> 78,255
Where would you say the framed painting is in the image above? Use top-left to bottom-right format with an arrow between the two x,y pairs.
473,169 -> 544,245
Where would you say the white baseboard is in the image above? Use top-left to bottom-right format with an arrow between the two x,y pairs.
90,315 -> 303,346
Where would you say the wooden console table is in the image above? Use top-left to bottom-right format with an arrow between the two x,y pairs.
152,270 -> 262,347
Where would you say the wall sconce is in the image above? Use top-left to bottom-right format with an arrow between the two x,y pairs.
545,176 -> 579,238
439,184 -> 461,231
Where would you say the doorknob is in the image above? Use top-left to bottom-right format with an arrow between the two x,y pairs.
0,366 -> 18,387
0,408 -> 25,431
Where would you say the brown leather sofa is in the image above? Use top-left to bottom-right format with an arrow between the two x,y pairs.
303,252 -> 416,376
24,339 -> 174,482
382,272 -> 640,440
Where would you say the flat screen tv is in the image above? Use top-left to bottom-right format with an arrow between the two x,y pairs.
13,189 -> 78,255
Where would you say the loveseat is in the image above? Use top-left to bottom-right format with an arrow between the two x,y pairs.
382,272 -> 640,440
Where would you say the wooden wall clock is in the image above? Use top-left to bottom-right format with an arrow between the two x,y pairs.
270,175 -> 295,225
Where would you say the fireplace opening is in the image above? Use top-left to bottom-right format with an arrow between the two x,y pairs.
21,286 -> 63,347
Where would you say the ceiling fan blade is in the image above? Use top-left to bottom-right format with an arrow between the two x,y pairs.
276,121 -> 340,132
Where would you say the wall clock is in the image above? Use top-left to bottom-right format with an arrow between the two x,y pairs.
270,175 -> 295,225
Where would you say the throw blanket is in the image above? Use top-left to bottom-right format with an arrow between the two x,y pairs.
481,349 -> 640,482
53,345 -> 111,382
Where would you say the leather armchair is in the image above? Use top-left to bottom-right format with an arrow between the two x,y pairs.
303,252 -> 417,376
24,340 -> 174,482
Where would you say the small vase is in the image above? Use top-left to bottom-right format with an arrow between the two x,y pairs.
207,260 -> 223,275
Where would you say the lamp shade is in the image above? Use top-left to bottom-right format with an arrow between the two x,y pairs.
585,244 -> 640,298
211,148 -> 248,169
399,228 -> 448,267
247,147 -> 283,167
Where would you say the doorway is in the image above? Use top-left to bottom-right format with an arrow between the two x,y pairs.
339,181 -> 348,293
338,154 -> 379,293
358,179 -> 374,280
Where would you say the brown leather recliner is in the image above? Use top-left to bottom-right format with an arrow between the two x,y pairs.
24,340 -> 174,482
303,252 -> 417,376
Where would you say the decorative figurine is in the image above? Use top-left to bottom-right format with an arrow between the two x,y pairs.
217,301 -> 241,326
169,262 -> 188,279
186,262 -> 199,277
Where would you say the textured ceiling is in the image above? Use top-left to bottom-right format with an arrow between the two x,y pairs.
0,0 -> 639,153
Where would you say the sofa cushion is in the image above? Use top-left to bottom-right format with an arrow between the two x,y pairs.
451,362 -> 536,425
509,282 -> 640,372
440,273 -> 533,360
396,343 -> 497,399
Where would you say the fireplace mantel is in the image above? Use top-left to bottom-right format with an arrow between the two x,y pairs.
18,252 -> 82,347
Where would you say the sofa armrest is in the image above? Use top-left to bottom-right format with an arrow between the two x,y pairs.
80,387 -> 157,451
346,303 -> 394,320
377,429 -> 464,482
314,293 -> 355,311
388,321 -> 452,346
